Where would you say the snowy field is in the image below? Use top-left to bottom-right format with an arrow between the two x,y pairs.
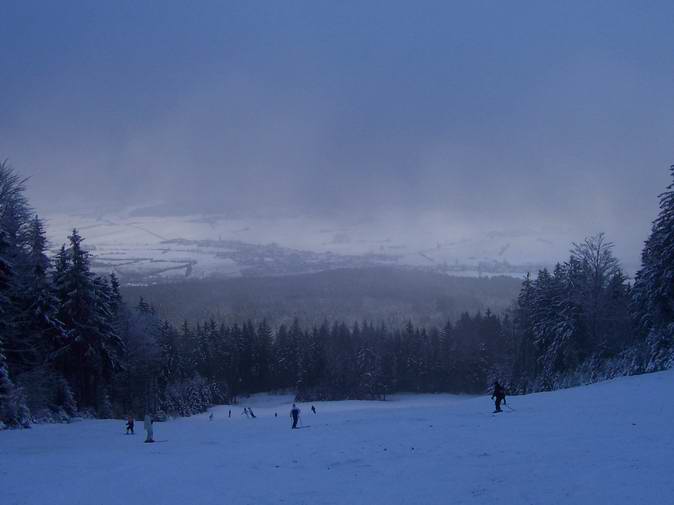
2,371 -> 673,505
43,212 -> 592,282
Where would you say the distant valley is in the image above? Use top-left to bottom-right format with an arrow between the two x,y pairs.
44,211 -> 572,285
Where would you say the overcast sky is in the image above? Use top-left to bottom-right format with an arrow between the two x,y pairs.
1,1 -> 672,263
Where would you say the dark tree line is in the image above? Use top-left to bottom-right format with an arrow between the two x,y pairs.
2,162 -> 674,428
509,167 -> 674,392
509,234 -> 633,392
142,311 -> 511,404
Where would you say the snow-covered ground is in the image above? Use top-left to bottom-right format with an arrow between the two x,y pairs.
3,370 -> 673,505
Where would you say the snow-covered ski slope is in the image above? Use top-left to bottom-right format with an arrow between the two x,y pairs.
3,370 -> 673,505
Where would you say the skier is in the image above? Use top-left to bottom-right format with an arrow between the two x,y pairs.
311,405 -> 316,415
126,415 -> 134,435
249,408 -> 256,419
144,414 -> 154,443
290,404 -> 301,429
209,412 -> 214,421
241,408 -> 250,418
491,381 -> 507,413
228,409 -> 231,418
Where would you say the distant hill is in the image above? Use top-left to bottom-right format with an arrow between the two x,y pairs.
121,267 -> 522,328
45,212 -> 566,285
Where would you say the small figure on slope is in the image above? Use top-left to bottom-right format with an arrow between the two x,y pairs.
126,415 -> 134,435
248,408 -> 256,419
491,382 -> 507,413
241,408 -> 250,418
311,405 -> 317,415
209,412 -> 214,421
290,404 -> 301,429
144,414 -> 154,443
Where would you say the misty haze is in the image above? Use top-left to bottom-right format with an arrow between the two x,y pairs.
1,2 -> 673,505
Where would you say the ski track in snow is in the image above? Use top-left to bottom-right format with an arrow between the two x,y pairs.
2,371 -> 673,505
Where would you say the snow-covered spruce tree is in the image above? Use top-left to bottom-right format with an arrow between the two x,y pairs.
93,275 -> 126,415
54,229 -> 124,408
511,273 -> 536,392
528,268 -> 562,390
632,165 -> 674,370
0,229 -> 18,428
0,162 -> 35,377
355,345 -> 378,399
510,234 -> 632,392
15,215 -> 67,370
0,161 -> 31,427
633,166 -> 674,329
52,244 -> 69,300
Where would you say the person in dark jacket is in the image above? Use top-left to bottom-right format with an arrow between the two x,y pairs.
311,405 -> 316,415
126,415 -> 134,435
491,382 -> 506,413
290,404 -> 301,429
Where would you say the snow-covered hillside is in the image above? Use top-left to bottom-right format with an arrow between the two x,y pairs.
43,211 -> 596,283
3,370 -> 672,505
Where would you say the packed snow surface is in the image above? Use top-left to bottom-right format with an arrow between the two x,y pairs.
3,370 -> 673,505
